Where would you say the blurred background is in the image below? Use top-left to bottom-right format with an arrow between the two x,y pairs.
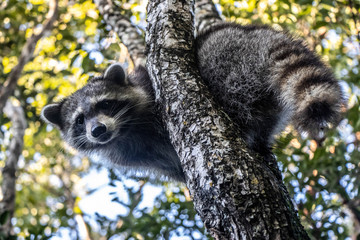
0,0 -> 359,239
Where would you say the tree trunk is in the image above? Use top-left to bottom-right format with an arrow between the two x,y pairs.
0,100 -> 26,236
145,0 -> 310,239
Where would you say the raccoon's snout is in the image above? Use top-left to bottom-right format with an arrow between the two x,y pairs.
91,123 -> 107,138
89,122 -> 112,143
86,117 -> 114,144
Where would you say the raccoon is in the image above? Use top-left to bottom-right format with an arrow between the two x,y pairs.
41,64 -> 185,181
196,23 -> 345,154
41,23 -> 344,181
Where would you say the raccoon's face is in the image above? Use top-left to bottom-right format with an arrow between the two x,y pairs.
41,64 -> 152,151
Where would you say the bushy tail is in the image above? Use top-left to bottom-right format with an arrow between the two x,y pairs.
269,39 -> 345,144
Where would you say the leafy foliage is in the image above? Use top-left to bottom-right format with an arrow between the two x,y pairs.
91,172 -> 207,239
0,0 -> 359,239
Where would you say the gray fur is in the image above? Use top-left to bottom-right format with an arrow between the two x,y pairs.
41,65 -> 184,181
196,23 -> 345,153
42,23 -> 345,181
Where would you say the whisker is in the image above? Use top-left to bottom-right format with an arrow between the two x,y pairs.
114,116 -> 154,127
120,121 -> 154,126
72,135 -> 89,149
113,100 -> 154,121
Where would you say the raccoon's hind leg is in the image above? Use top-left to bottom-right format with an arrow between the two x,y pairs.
269,40 -> 344,144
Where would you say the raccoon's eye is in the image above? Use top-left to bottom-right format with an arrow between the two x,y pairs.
76,114 -> 84,125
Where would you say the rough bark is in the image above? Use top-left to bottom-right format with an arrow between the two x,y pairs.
94,0 -> 147,66
194,0 -> 222,34
146,0 -> 309,239
0,0 -> 58,113
0,100 -> 26,236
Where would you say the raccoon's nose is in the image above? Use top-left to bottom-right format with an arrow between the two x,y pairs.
91,123 -> 107,138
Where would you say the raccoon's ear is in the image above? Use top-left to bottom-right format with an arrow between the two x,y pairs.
104,63 -> 127,85
128,66 -> 155,98
128,66 -> 150,86
41,104 -> 63,128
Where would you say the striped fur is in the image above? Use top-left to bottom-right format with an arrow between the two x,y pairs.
196,23 -> 345,154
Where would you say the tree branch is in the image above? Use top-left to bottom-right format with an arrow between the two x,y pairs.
146,0 -> 309,238
194,0 -> 222,34
0,0 -> 59,113
0,100 -> 26,236
94,0 -> 146,66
